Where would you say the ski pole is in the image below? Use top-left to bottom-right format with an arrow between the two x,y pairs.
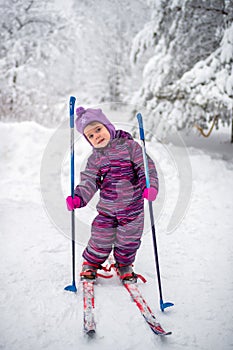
64,96 -> 77,293
136,112 -> 174,312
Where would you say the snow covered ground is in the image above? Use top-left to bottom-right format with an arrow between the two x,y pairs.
0,115 -> 233,350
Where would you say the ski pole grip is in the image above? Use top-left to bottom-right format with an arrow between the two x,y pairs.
69,96 -> 76,128
136,113 -> 145,141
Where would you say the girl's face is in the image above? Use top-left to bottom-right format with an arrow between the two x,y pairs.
84,122 -> 111,148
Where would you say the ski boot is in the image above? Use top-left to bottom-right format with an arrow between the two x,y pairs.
80,261 -> 100,280
116,264 -> 138,283
80,261 -> 114,280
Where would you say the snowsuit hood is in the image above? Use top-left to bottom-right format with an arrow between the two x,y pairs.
75,106 -> 116,143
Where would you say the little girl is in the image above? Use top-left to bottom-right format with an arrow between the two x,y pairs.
66,107 -> 158,282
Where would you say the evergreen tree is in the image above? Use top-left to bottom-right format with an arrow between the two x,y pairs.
0,0 -> 73,124
131,0 -> 233,139
71,0 -> 150,107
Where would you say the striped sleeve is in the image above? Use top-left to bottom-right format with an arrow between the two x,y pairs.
130,140 -> 159,192
74,155 -> 100,207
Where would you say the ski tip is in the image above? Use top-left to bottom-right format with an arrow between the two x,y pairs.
86,329 -> 96,338
152,324 -> 172,336
158,331 -> 172,336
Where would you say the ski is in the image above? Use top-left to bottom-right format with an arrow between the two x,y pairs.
123,281 -> 172,336
81,262 -> 171,337
82,280 -> 96,337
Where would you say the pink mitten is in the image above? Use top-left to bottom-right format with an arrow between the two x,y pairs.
143,188 -> 158,201
66,196 -> 81,211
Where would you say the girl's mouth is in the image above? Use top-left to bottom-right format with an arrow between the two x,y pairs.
98,138 -> 105,144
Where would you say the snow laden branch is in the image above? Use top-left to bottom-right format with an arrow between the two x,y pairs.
155,23 -> 233,132
0,0 -> 71,124
130,22 -> 159,64
130,0 -> 233,140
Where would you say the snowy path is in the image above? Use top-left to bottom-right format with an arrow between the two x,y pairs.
0,121 -> 233,350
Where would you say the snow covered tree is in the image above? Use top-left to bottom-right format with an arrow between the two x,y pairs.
71,0 -> 151,107
0,0 -> 74,124
131,0 -> 233,139
0,0 -> 151,124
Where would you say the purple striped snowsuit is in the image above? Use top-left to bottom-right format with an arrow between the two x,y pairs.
74,130 -> 158,266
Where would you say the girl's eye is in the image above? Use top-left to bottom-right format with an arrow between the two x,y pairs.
89,134 -> 93,139
96,127 -> 101,133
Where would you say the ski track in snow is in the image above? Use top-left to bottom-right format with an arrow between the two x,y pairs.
0,121 -> 233,350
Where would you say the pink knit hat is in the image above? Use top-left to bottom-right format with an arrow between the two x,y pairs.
75,107 -> 116,140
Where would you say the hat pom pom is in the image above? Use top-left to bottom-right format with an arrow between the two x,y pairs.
76,106 -> 86,117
